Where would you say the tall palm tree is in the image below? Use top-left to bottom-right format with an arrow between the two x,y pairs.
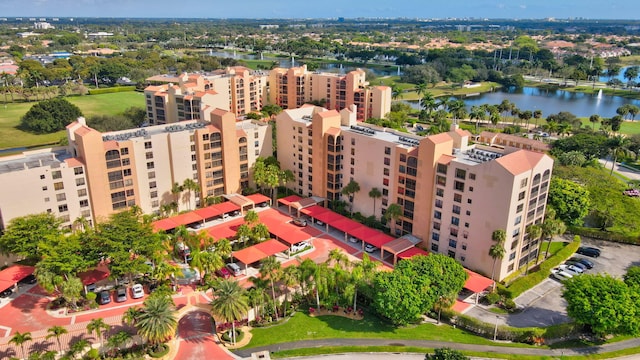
419,92 -> 437,120
542,219 -> 567,260
489,229 -> 506,287
279,265 -> 299,318
383,203 -> 403,235
87,318 -> 110,350
107,331 -> 132,354
68,338 -> 90,360
533,109 -> 543,128
122,306 -> 141,327
171,182 -> 183,208
182,178 -> 199,210
589,114 -> 601,130
368,187 -> 382,218
134,296 -> 178,348
259,256 -> 282,320
607,135 -> 633,176
341,179 -> 361,215
415,83 -> 428,97
9,331 -> 32,359
210,279 -> 249,345
46,326 -> 68,353
524,224 -> 542,274
469,105 -> 486,132
190,250 -> 224,281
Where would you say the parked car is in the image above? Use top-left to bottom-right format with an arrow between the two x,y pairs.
86,283 -> 97,294
316,220 -> 324,226
98,290 -> 111,305
551,268 -> 574,282
292,218 -> 307,227
348,236 -> 359,243
0,288 -> 13,298
291,241 -> 310,253
226,263 -> 242,277
259,202 -> 269,208
116,287 -> 127,303
564,260 -> 587,271
19,274 -> 37,285
217,267 -> 231,279
364,244 -> 378,253
577,246 -> 601,258
558,264 -> 583,275
568,257 -> 594,269
131,284 -> 144,299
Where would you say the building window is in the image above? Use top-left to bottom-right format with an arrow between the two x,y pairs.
149,181 -> 157,189
54,182 -> 64,191
40,174 -> 45,179
384,157 -> 390,166
384,168 -> 390,176
432,232 -> 440,241
123,169 -> 132,176
454,181 -> 464,191
147,162 -> 155,170
434,210 -> 441,220
452,205 -> 461,214
515,215 -> 522,225
437,164 -> 447,174
76,178 -> 85,186
121,148 -> 129,155
436,176 -> 446,186
449,239 -> 457,248
447,250 -> 456,258
462,243 -> 467,250
52,170 -> 62,179
453,193 -> 462,203
400,154 -> 406,162
56,193 -> 66,201
451,217 -> 460,226
145,141 -> 152,149
150,191 -> 158,198
122,158 -> 130,166
78,189 -> 87,197
518,191 -> 526,201
383,178 -> 389,186
521,177 -> 528,188
146,152 -> 153,160
79,199 -> 89,207
469,173 -> 476,180
58,204 -> 68,213
384,147 -> 391,155
436,188 -> 444,197
431,243 -> 439,252
455,168 -> 466,179
74,167 -> 84,175
467,198 -> 472,204
509,252 -> 516,261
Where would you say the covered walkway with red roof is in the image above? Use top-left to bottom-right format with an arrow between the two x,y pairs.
232,239 -> 289,275
0,265 -> 34,292
152,201 -> 241,232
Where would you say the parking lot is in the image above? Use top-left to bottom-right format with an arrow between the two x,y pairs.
469,237 -> 640,328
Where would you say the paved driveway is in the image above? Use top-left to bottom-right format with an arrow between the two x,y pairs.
174,310 -> 235,360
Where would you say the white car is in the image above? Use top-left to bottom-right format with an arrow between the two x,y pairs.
131,284 -> 144,299
558,264 -> 583,276
551,268 -> 574,282
348,236 -> 359,243
364,244 -> 378,253
291,241 -> 310,253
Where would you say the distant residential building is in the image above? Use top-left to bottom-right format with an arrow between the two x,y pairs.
0,112 -> 272,230
269,65 -> 391,121
86,32 -> 114,40
276,106 -> 554,281
0,62 -> 18,75
33,22 -> 54,30
477,131 -> 551,153
16,32 -> 41,38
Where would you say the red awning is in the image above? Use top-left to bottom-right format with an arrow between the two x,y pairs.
278,195 -> 302,207
316,211 -> 345,224
208,225 -> 237,240
246,193 -> 270,205
348,226 -> 380,241
300,205 -> 330,218
366,232 -> 395,248
152,218 -> 179,232
397,247 -> 430,260
78,263 -> 110,286
170,212 -> 204,226
0,265 -> 35,291
233,239 -> 288,265
331,217 -> 363,233
194,206 -> 222,220
216,201 -> 241,214
464,269 -> 494,293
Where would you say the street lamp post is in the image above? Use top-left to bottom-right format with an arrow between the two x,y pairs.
493,315 -> 500,341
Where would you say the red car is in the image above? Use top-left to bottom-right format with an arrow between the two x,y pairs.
216,267 -> 231,279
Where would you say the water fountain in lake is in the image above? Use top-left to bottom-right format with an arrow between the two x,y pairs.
597,89 -> 603,99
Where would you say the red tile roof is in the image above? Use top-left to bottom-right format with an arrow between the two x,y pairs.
495,150 -> 546,175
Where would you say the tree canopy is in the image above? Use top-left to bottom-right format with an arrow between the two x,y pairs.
548,178 -> 591,226
20,98 -> 83,134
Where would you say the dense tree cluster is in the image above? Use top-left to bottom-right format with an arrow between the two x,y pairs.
20,98 -> 83,134
547,178 -> 591,226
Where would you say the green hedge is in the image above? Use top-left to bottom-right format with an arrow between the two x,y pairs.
568,226 -> 639,245
88,86 -> 136,95
148,343 -> 170,358
502,237 -> 581,299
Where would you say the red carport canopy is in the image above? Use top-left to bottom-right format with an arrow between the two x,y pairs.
152,218 -> 179,232
215,201 -> 241,214
0,265 -> 35,291
464,269 -> 494,293
397,247 -> 429,260
233,239 -> 288,265
331,217 -> 364,233
78,263 -> 110,286
300,205 -> 330,218
171,212 -> 204,226
316,211 -> 345,224
208,225 -> 237,240
348,226 -> 379,241
278,195 -> 302,207
246,193 -> 270,204
366,232 -> 395,248
194,206 -> 222,220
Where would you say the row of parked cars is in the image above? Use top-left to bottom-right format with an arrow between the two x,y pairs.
0,274 -> 37,298
97,283 -> 146,305
216,262 -> 243,279
551,246 -> 600,282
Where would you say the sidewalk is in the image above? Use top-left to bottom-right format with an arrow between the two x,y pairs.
598,158 -> 640,181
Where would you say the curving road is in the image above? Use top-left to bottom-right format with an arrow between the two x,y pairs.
174,310 -> 235,360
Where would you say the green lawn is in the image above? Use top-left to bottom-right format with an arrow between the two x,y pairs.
0,92 -> 145,150
244,310 -> 535,349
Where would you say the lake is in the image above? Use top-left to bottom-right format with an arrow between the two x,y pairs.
405,86 -> 640,118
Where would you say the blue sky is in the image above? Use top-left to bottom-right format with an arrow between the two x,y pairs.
0,0 -> 638,19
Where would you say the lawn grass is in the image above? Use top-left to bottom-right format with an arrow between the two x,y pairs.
0,92 -> 145,150
244,311 -> 537,350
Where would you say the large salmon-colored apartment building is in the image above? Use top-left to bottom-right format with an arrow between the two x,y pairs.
276,106 -> 553,281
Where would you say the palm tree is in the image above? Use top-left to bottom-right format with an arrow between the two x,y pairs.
368,187 -> 382,218
87,318 -> 110,350
279,265 -> 299,317
533,109 -> 543,128
341,180 -> 361,215
419,92 -> 437,119
542,219 -> 567,260
383,203 -> 403,235
607,135 -> 633,176
390,83 -> 402,100
524,224 -> 542,274
134,296 -> 177,348
210,279 -> 249,345
259,256 -> 282,320
68,339 -> 90,359
415,83 -> 428,97
170,182 -> 183,208
469,105 -> 486,132
10,331 -> 32,359
589,114 -> 601,130
107,331 -> 132,354
434,293 -> 456,324
489,229 -> 506,287
122,306 -> 140,327
46,326 -> 68,353
182,178 -> 199,210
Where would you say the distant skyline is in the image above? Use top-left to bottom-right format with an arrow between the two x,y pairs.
0,0 -> 639,20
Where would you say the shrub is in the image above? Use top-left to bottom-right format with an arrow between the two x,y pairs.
221,328 -> 244,343
88,86 -> 136,95
503,298 -> 517,311
485,291 -> 500,305
85,292 -> 97,302
148,343 -> 170,358
85,348 -> 100,359
568,226 -> 639,245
